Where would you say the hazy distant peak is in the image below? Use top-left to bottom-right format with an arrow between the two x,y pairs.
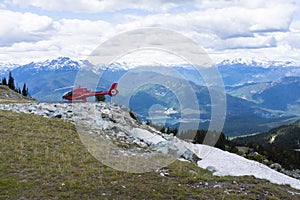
218,58 -> 300,68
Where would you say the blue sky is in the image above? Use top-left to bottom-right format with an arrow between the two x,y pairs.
0,0 -> 300,64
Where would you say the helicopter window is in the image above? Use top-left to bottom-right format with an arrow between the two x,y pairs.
64,92 -> 73,97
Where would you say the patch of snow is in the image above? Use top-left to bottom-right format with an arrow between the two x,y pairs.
269,135 -> 277,144
239,95 -> 247,100
193,144 -> 300,190
164,108 -> 178,115
154,91 -> 167,96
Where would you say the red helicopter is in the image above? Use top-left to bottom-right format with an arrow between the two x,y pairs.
62,83 -> 118,102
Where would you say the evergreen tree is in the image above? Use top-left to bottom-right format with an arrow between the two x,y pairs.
22,83 -> 28,96
166,127 -> 171,134
2,77 -> 7,85
160,125 -> 165,133
146,120 -> 153,126
215,132 -> 226,150
173,127 -> 179,136
168,127 -> 178,136
8,72 -> 15,91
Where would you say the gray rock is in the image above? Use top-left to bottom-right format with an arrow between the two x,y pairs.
263,159 -> 269,163
248,152 -> 259,157
151,137 -> 200,163
270,163 -> 282,170
206,166 -> 218,173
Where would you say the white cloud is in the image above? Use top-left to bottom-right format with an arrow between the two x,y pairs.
118,3 -> 294,39
0,0 -> 300,64
0,13 -> 117,63
291,20 -> 300,31
7,0 -> 296,14
0,9 -> 54,46
276,31 -> 300,50
218,35 -> 277,50
8,0 -> 110,12
6,0 -> 182,13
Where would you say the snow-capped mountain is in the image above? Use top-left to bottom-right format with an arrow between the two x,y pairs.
13,57 -> 86,72
1,57 -> 299,136
219,58 -> 300,68
1,56 -> 299,104
0,63 -> 20,76
218,61 -> 300,86
1,56 -> 299,78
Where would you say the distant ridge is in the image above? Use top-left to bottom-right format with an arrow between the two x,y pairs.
233,124 -> 300,150
232,124 -> 300,169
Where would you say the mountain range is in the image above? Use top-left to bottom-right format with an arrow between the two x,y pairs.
0,57 -> 300,136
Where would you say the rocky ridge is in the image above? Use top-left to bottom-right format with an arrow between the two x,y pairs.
0,102 -> 300,190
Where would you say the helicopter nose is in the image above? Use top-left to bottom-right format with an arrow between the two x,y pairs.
62,94 -> 69,100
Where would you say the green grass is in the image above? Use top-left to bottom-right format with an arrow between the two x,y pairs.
0,110 -> 299,199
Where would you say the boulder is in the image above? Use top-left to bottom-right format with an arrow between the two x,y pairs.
270,163 -> 282,170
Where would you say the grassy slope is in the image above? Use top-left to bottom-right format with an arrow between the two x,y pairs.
0,85 -> 32,101
0,110 -> 299,199
0,85 -> 35,105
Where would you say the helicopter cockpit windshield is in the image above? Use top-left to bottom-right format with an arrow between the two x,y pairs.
62,91 -> 73,98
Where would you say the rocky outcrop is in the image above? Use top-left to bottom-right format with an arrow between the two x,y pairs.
0,102 -> 200,164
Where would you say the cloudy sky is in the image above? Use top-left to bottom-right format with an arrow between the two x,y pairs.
0,0 -> 300,65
